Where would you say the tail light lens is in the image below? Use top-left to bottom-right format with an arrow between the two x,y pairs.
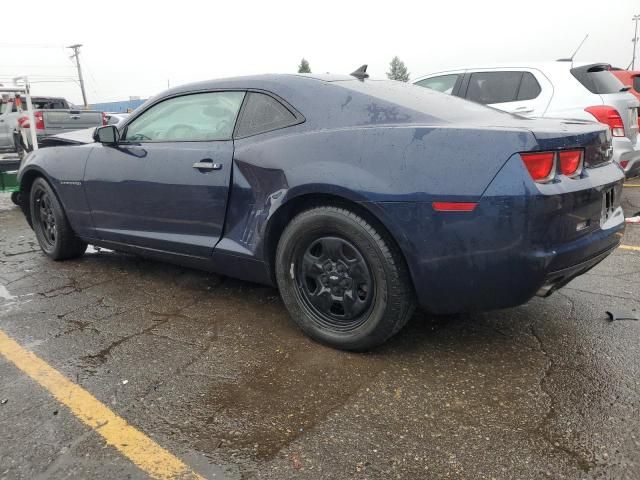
620,160 -> 629,169
102,112 -> 107,126
17,116 -> 29,128
521,152 -> 555,182
585,106 -> 625,137
558,150 -> 582,176
432,202 -> 478,212
34,111 -> 45,130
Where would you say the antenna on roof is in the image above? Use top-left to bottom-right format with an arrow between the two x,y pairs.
557,34 -> 589,62
350,65 -> 369,80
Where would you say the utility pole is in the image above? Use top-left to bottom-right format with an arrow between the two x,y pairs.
633,15 -> 640,70
67,44 -> 88,108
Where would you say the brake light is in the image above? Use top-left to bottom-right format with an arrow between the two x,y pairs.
102,112 -> 107,126
585,106 -> 625,137
558,150 -> 582,176
34,111 -> 45,130
620,160 -> 629,169
17,116 -> 29,128
521,152 -> 555,182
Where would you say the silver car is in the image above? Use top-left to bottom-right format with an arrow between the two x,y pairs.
414,62 -> 640,177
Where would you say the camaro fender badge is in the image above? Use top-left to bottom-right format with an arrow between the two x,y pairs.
60,181 -> 82,186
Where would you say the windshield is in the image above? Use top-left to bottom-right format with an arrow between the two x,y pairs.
571,65 -> 625,94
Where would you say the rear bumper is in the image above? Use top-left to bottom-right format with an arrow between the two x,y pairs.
375,159 -> 625,315
536,241 -> 620,297
614,136 -> 640,178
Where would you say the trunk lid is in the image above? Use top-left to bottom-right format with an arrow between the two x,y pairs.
41,110 -> 103,132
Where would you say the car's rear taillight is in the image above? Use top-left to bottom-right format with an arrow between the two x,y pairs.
585,105 -> 625,137
34,111 -> 45,130
521,152 -> 555,182
102,112 -> 107,126
620,160 -> 629,169
521,149 -> 585,182
558,150 -> 582,176
17,116 -> 29,128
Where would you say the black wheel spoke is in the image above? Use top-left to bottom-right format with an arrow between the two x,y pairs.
307,288 -> 333,312
342,290 -> 367,318
301,252 -> 324,277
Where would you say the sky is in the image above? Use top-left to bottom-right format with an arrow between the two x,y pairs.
1,0 -> 638,105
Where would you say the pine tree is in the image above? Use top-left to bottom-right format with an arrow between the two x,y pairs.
298,58 -> 311,74
386,56 -> 410,82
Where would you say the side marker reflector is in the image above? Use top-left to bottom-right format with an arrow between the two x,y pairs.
432,202 -> 478,212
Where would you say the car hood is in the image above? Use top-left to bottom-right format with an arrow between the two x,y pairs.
39,127 -> 96,147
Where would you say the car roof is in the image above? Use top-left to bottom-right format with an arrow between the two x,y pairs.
413,61 -> 609,80
165,73 -> 360,95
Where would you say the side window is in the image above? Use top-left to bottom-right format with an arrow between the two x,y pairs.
517,72 -> 541,101
124,91 -> 245,142
414,74 -> 460,95
234,92 -> 299,138
465,71 -> 523,104
634,76 -> 640,93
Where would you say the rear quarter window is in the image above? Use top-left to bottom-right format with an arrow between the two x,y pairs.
465,71 -> 522,104
634,76 -> 640,93
517,72 -> 541,100
234,92 -> 300,138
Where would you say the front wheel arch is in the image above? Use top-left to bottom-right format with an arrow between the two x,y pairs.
19,169 -> 51,227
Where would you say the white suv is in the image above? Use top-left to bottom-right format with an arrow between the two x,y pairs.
414,62 -> 640,177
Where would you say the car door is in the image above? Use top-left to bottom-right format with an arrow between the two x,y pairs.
83,90 -> 245,257
462,70 -> 551,117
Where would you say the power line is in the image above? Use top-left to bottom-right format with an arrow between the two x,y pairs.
0,43 -> 64,48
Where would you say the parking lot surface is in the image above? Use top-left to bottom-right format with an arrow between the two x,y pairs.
1,185 -> 640,480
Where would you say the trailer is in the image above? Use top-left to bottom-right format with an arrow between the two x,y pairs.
0,77 -> 38,205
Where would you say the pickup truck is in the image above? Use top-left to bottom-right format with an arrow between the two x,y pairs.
0,95 -> 104,153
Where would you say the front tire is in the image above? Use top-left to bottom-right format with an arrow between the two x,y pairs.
30,177 -> 87,260
276,206 -> 415,351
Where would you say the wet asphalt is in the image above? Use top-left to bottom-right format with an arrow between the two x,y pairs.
1,184 -> 640,480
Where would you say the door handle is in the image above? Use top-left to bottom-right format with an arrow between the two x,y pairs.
192,159 -> 222,171
513,106 -> 534,113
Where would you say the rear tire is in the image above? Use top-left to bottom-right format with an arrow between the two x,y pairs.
30,177 -> 87,260
275,206 -> 415,351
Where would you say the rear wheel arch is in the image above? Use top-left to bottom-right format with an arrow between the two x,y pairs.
263,193 -> 413,291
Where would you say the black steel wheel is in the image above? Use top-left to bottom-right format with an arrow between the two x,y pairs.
296,236 -> 375,331
34,188 -> 57,249
30,178 -> 87,260
276,206 -> 415,351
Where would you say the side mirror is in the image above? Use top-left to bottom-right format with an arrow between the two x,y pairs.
93,125 -> 120,144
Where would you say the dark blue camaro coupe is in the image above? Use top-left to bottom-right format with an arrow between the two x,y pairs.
17,70 -> 625,350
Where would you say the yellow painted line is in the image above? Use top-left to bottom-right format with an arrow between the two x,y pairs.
619,244 -> 640,252
623,184 -> 640,187
0,329 -> 203,480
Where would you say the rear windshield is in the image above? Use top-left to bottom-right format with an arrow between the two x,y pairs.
571,65 -> 625,94
31,98 -> 68,109
337,79 -> 514,123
